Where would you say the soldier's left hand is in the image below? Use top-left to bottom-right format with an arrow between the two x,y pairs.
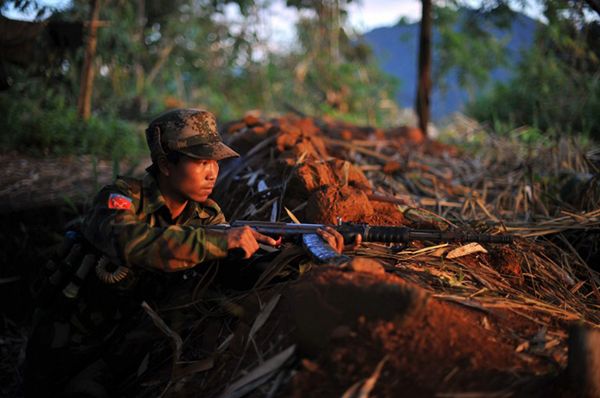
316,226 -> 362,254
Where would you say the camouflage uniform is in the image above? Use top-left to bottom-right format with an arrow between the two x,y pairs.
25,109 -> 240,398
82,171 -> 229,273
83,107 -> 239,273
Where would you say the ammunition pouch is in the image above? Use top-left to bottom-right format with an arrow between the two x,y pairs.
31,229 -> 141,327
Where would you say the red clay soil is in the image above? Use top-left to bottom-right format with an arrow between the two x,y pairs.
160,114 -> 578,396
306,185 -> 375,224
488,245 -> 525,284
217,113 -> 461,228
305,186 -> 410,225
171,266 -> 571,397
292,159 -> 372,193
1,114 -> 587,397
223,113 -> 458,163
284,268 -> 560,397
365,200 -> 408,225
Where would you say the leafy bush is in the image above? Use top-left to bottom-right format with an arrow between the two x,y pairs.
0,93 -> 146,160
467,48 -> 600,138
467,12 -> 600,140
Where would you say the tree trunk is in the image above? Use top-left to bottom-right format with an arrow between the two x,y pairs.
135,0 -> 147,113
77,0 -> 101,121
416,0 -> 432,136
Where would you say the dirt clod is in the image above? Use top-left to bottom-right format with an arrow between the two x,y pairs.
490,246 -> 524,283
306,185 -> 374,224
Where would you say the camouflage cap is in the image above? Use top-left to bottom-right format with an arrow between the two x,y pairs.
145,108 -> 240,162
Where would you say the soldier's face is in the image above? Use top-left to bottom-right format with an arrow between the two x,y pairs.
169,157 -> 219,202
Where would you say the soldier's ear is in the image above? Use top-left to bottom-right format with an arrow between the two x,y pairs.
147,125 -> 167,157
157,155 -> 170,177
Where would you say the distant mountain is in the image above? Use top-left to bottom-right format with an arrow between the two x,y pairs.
361,9 -> 539,121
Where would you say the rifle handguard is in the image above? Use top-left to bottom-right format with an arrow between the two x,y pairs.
369,226 -> 512,244
223,221 -> 514,245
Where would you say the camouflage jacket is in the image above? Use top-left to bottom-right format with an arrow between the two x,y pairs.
82,172 -> 229,272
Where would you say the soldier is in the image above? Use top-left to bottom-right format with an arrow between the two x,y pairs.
24,108 -> 347,397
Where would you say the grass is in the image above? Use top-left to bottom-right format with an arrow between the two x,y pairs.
438,113 -> 597,159
0,94 -> 147,161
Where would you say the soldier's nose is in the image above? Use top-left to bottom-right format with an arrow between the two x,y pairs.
206,161 -> 218,180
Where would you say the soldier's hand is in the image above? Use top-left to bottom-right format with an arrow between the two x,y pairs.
316,226 -> 362,254
226,226 -> 280,259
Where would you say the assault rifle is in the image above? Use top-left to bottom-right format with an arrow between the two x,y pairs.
212,220 -> 513,265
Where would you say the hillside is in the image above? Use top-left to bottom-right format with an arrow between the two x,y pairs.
362,9 -> 539,120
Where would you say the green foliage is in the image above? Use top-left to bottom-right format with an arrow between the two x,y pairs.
1,0 -> 401,158
467,7 -> 600,139
0,90 -> 145,159
275,3 -> 400,126
434,4 -> 511,98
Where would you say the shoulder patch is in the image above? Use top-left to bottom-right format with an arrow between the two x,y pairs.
108,193 -> 133,210
115,176 -> 142,197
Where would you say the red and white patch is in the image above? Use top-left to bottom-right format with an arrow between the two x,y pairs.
108,193 -> 133,210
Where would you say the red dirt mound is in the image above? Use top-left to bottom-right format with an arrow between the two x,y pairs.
286,268 -> 557,397
174,266 -> 563,397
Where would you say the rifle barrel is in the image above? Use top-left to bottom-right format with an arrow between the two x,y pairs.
228,221 -> 513,244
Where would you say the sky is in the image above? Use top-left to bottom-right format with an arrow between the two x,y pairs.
3,0 -> 545,29
1,0 -> 548,54
212,0 -> 545,53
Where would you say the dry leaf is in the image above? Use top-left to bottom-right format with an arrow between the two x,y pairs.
285,206 -> 301,224
174,358 -> 214,378
248,294 -> 281,343
220,345 -> 296,398
515,341 -> 530,353
446,243 -> 488,259
341,355 -> 388,398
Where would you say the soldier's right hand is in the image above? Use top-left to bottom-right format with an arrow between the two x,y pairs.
226,226 -> 280,259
